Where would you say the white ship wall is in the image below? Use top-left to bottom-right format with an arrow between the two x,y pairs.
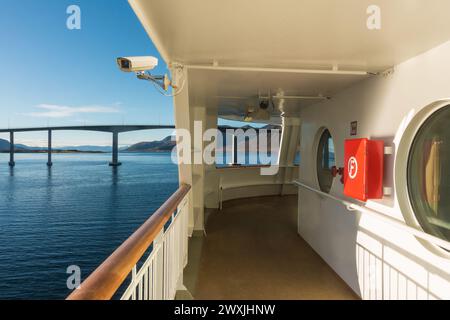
298,40 -> 450,300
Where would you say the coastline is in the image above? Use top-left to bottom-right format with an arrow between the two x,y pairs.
0,150 -> 105,154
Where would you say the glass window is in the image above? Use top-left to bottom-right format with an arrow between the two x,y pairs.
294,151 -> 301,166
317,129 -> 335,193
215,119 -> 282,167
408,105 -> 450,242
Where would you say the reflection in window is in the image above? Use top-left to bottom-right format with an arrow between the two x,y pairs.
215,121 -> 281,167
408,105 -> 450,243
317,129 -> 335,193
294,151 -> 301,166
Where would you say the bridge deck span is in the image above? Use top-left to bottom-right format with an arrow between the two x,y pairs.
1,124 -> 275,167
0,125 -> 175,134
1,125 -> 175,167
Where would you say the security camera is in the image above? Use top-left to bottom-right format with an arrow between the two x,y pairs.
116,56 -> 158,72
259,100 -> 270,110
117,56 -> 185,94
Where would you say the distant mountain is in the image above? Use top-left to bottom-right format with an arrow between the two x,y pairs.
124,124 -> 281,153
0,139 -> 31,151
0,139 -> 9,151
59,145 -> 112,152
0,139 -> 110,153
15,144 -> 46,151
125,136 -> 175,152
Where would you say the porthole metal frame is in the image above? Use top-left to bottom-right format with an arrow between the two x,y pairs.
315,127 -> 335,194
395,99 -> 450,258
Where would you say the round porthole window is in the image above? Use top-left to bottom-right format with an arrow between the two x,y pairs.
316,129 -> 335,193
407,105 -> 450,243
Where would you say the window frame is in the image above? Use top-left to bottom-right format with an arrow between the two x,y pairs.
214,122 -> 282,168
407,105 -> 450,246
395,100 -> 450,257
316,128 -> 335,193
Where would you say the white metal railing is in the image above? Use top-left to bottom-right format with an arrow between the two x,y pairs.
67,184 -> 191,300
356,242 -> 439,300
294,180 -> 450,251
121,195 -> 189,300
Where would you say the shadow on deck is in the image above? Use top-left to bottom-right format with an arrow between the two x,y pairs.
181,195 -> 358,300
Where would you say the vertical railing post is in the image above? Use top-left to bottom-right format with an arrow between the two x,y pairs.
153,229 -> 164,300
9,131 -> 15,167
131,266 -> 137,300
232,134 -> 238,165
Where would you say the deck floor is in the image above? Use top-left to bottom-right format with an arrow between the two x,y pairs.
191,195 -> 358,300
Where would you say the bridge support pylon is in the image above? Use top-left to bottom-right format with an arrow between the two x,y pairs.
109,132 -> 121,167
8,132 -> 15,167
47,130 -> 53,167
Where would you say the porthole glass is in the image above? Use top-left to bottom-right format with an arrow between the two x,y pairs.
408,105 -> 450,242
317,129 -> 335,193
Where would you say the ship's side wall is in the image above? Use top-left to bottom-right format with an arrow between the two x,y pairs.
298,40 -> 450,299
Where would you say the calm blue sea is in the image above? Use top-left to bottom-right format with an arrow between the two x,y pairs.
0,152 -> 178,300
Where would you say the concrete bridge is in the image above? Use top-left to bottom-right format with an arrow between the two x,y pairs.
0,125 -> 175,167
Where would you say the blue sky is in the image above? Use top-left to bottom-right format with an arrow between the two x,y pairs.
0,0 -> 175,147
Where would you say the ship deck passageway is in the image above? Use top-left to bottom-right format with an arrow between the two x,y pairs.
184,195 -> 358,300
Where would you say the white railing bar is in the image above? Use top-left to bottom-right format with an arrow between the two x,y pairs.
120,198 -> 189,300
294,180 -> 450,251
120,243 -> 159,300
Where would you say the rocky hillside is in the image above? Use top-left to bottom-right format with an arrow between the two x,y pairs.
125,136 -> 176,152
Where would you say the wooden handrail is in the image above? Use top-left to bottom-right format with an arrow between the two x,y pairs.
67,184 -> 191,300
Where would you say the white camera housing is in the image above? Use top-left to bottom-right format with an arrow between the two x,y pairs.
117,56 -> 159,72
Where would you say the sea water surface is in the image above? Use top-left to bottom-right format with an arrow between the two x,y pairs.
0,152 -> 178,299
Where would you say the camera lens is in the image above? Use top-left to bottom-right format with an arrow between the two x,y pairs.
121,59 -> 130,69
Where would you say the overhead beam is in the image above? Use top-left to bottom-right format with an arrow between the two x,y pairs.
186,64 -> 373,76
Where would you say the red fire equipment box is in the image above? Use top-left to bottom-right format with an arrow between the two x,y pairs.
344,139 -> 384,202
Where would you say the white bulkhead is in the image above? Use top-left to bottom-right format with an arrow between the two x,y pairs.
299,41 -> 450,299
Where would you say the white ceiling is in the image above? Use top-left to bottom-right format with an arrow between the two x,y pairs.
129,0 -> 450,121
187,68 -> 368,121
